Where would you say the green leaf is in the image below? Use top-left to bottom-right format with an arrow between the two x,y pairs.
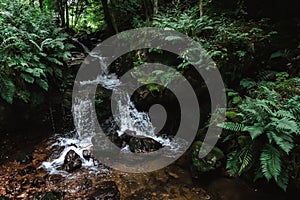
244,124 -> 264,139
36,79 -> 48,91
53,68 -> 63,78
238,144 -> 254,174
276,168 -> 289,191
260,144 -> 281,181
21,73 -> 35,83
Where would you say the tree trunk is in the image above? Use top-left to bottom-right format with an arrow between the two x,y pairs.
38,0 -> 43,11
199,0 -> 204,17
143,0 -> 153,21
65,0 -> 69,29
58,0 -> 65,27
101,0 -> 118,34
153,0 -> 158,15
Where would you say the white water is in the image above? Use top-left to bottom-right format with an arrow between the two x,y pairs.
41,39 -> 186,174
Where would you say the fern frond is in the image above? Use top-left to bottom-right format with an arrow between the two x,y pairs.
276,167 -> 289,191
257,70 -> 277,81
275,117 -> 299,134
218,122 -> 245,132
267,131 -> 294,154
238,144 -> 254,174
275,110 -> 295,120
260,144 -> 281,181
226,150 -> 240,175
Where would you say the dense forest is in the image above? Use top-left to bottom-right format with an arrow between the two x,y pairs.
0,0 -> 299,199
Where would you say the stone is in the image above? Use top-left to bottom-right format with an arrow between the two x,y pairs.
17,154 -> 33,165
128,136 -> 163,153
34,191 -> 63,200
18,166 -> 36,176
31,177 -> 46,188
89,181 -> 120,200
83,178 -> 93,190
63,150 -> 82,172
83,150 -> 91,160
47,174 -> 63,184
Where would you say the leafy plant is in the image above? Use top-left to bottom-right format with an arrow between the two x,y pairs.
219,79 -> 300,191
151,6 -> 277,82
0,0 -> 72,104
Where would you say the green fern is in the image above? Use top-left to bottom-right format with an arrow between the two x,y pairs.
223,80 -> 299,191
226,143 -> 255,175
260,144 -> 281,181
0,0 -> 72,104
218,121 -> 246,132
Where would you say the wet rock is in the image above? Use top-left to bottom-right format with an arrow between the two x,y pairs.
119,129 -> 135,143
83,178 -> 93,190
18,166 -> 36,176
128,136 -> 163,153
47,174 -> 63,184
109,131 -> 123,148
83,150 -> 91,160
63,150 -> 82,172
31,177 -> 46,188
49,145 -> 65,160
89,181 -> 120,200
21,177 -> 30,187
34,191 -> 63,200
17,154 -> 33,164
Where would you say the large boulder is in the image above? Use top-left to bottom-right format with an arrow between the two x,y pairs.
63,150 -> 82,172
128,136 -> 163,153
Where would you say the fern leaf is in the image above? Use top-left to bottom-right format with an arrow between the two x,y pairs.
276,110 -> 295,120
226,150 -> 240,175
217,122 -> 245,132
260,144 -> 281,181
267,131 -> 294,154
276,167 -> 289,191
238,144 -> 254,174
257,70 -> 277,81
276,117 -> 299,134
244,123 -> 264,139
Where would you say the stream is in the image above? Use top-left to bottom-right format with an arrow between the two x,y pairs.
0,40 -> 291,200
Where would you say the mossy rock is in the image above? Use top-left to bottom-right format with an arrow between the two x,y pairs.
191,141 -> 224,173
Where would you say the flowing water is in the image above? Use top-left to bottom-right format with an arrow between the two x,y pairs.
41,40 -> 187,175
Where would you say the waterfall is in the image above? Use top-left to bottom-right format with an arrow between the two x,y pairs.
41,39 -> 186,174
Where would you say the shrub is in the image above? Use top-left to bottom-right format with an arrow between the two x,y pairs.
0,0 -> 72,104
219,73 -> 300,191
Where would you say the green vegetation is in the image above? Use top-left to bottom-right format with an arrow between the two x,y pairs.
219,72 -> 300,190
0,0 -> 72,104
0,0 -> 299,195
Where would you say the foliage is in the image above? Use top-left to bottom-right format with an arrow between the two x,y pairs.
150,6 -> 277,82
219,73 -> 300,191
0,0 -> 72,104
191,141 -> 224,173
131,59 -> 181,94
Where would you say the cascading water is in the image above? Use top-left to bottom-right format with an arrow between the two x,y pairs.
41,39 -> 187,175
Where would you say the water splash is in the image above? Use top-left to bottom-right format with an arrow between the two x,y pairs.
41,39 -> 187,174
